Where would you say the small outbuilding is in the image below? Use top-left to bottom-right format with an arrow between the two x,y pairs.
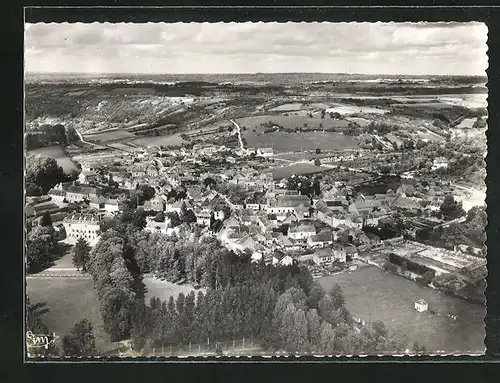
415,299 -> 429,313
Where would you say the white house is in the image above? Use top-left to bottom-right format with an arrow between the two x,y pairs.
196,209 -> 212,227
288,222 -> 316,241
78,170 -> 98,184
104,199 -> 120,214
431,157 -> 449,171
257,147 -> 274,157
62,213 -> 102,244
415,299 -> 429,313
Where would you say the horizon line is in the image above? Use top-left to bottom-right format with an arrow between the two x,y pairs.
25,71 -> 487,77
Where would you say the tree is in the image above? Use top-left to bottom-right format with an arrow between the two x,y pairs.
154,211 -> 165,222
307,282 -> 325,309
167,211 -> 181,227
26,237 -> 48,273
319,320 -> 336,354
62,319 -> 96,357
328,284 -> 346,310
417,270 -> 434,286
306,309 -> 322,352
440,195 -> 465,221
26,154 -> 66,196
39,212 -> 52,227
292,309 -> 310,353
72,238 -> 91,272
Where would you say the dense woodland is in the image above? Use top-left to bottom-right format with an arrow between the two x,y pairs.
25,123 -> 80,150
78,209 -> 410,354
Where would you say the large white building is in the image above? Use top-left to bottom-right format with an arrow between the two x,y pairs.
62,213 -> 102,244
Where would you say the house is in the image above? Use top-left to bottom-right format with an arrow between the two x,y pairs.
272,252 -> 295,266
312,244 -> 347,265
288,222 -> 316,241
307,231 -> 335,248
396,183 -> 416,197
48,188 -> 67,202
104,199 -> 120,214
165,200 -> 184,214
345,245 -> 359,260
223,216 -> 241,230
313,248 -> 335,265
266,195 -> 311,220
146,165 -> 159,178
196,209 -> 212,227
277,235 -> 302,252
431,157 -> 449,171
282,212 -> 299,225
257,147 -> 274,157
62,213 -> 102,244
144,196 -> 166,212
65,185 -> 98,203
293,204 -> 311,220
348,197 -> 382,216
89,195 -> 106,210
145,219 -> 168,235
415,299 -> 428,313
245,201 -> 260,211
78,170 -> 98,184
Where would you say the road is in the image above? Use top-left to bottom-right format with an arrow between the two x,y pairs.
229,119 -> 248,154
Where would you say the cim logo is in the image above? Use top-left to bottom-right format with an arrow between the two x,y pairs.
26,331 -> 59,350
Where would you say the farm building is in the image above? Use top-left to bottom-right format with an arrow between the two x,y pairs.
415,299 -> 429,313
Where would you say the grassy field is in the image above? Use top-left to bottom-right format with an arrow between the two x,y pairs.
27,278 -> 111,352
326,105 -> 389,115
243,130 -> 359,153
84,129 -> 136,142
318,265 -> 485,353
143,277 -> 203,304
236,115 -> 349,131
269,163 -> 329,179
28,146 -> 78,175
132,133 -> 186,148
268,103 -> 303,112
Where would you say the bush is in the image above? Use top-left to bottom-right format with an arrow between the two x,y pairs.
382,260 -> 398,274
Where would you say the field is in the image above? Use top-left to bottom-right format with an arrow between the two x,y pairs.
236,115 -> 349,131
28,146 -> 79,175
268,103 -> 303,112
245,131 -> 358,153
456,118 -> 476,129
326,105 -> 389,115
269,163 -> 329,179
27,277 -> 111,352
84,129 -> 136,143
143,277 -> 203,304
132,133 -> 186,148
318,265 -> 485,353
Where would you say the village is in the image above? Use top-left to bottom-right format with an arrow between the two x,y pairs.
26,126 -> 487,313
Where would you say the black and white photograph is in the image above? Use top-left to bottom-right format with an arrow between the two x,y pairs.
24,21 -> 487,358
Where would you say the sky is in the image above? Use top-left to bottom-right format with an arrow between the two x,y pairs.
24,22 -> 488,75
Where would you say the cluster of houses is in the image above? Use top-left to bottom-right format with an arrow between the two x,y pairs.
27,131 -> 466,274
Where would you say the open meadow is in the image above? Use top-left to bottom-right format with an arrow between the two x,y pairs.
27,277 -> 111,352
269,163 -> 329,180
236,114 -> 349,131
143,277 -> 204,304
243,130 -> 359,153
318,265 -> 485,353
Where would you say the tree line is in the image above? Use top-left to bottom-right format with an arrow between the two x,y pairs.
25,123 -> 80,150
